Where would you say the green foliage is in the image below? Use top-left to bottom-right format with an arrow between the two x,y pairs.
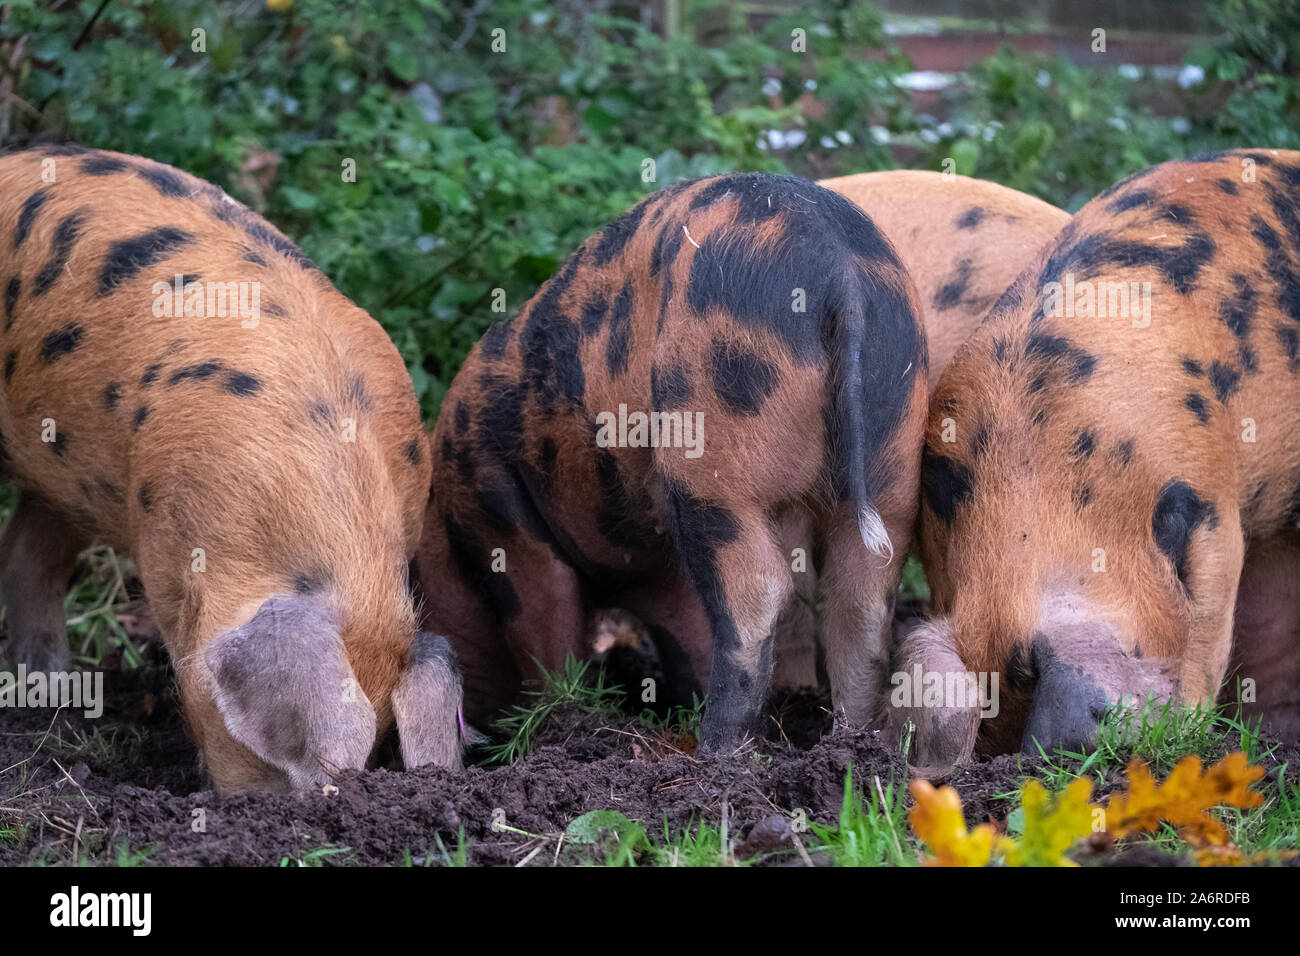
924,46 -> 1192,211
481,653 -> 623,765
808,766 -> 914,866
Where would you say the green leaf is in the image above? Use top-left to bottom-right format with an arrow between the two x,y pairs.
564,810 -> 637,845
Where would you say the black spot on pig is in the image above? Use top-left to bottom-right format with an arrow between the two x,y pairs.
605,281 -> 634,377
3,351 -> 14,381
224,372 -> 261,396
103,381 -> 122,411
933,259 -> 973,311
476,375 -> 525,460
1073,484 -> 1093,509
14,189 -> 49,249
1070,429 -> 1095,460
454,402 -> 470,434
39,323 -> 84,362
346,374 -> 372,412
140,363 -> 162,388
591,200 -> 648,266
921,448 -> 974,525
81,155 -> 128,176
404,439 -> 422,466
49,430 -> 69,457
650,220 -> 684,279
1215,179 -> 1239,195
168,361 -> 223,385
1184,393 -> 1210,424
520,257 -> 585,410
1152,479 -> 1214,588
956,207 -> 986,229
4,277 -> 19,329
1040,228 -> 1215,295
35,211 -> 87,295
139,164 -> 190,199
1239,344 -> 1259,376
1208,362 -> 1240,402
1219,275 -> 1257,339
132,406 -> 151,431
241,220 -> 316,272
711,339 -> 776,415
1107,190 -> 1155,214
1113,439 -> 1135,467
664,477 -> 741,655
1025,331 -> 1095,383
479,321 -> 511,361
1181,356 -> 1204,376
1252,216 -> 1300,324
98,226 -> 194,297
651,363 -> 691,410
1276,325 -> 1300,371
580,293 -> 608,338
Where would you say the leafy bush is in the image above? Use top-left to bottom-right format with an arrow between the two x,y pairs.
3,0 -> 1296,408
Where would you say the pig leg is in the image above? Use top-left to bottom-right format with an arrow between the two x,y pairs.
817,499 -> 911,729
0,493 -> 86,672
667,495 -> 792,751
770,507 -> 820,691
1228,531 -> 1300,741
497,536 -> 588,684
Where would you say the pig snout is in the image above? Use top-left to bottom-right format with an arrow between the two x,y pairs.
1019,628 -> 1176,756
1020,636 -> 1108,755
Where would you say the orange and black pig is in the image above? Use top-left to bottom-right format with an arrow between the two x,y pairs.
416,173 -> 928,750
0,145 -> 460,793
908,149 -> 1300,767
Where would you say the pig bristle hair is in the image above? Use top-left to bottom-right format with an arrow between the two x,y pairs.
858,506 -> 893,561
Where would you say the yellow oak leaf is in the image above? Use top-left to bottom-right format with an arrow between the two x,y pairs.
909,780 -> 996,867
1000,777 -> 1095,867
1106,753 -> 1264,847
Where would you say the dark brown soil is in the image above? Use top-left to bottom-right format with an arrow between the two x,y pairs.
2,612 -> 1296,866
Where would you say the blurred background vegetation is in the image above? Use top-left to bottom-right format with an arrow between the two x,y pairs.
2,0 -> 1298,414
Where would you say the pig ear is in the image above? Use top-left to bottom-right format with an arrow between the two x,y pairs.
392,631 -> 465,770
883,618 -> 980,779
203,594 -> 377,790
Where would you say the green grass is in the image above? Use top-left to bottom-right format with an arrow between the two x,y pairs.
481,653 -> 625,765
1023,690 -> 1274,790
63,547 -> 143,669
809,768 -> 916,867
280,844 -> 354,867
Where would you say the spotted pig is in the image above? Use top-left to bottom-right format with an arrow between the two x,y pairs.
0,145 -> 460,793
766,170 -> 1071,689
416,173 -> 927,749
907,148 -> 1300,769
